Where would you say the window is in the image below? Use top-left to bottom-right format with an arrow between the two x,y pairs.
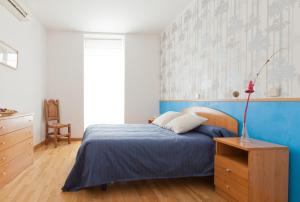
84,36 -> 125,128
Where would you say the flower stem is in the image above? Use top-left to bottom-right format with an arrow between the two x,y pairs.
243,93 -> 252,125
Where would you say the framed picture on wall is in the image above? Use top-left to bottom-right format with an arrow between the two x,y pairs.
0,41 -> 18,69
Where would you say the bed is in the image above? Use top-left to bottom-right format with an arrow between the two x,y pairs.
62,107 -> 238,191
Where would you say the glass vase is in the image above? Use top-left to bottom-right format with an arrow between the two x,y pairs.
241,122 -> 250,142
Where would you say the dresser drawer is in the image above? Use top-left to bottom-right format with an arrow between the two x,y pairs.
0,138 -> 33,167
0,128 -> 32,152
215,155 -> 248,180
215,176 -> 248,202
0,115 -> 33,136
0,149 -> 33,187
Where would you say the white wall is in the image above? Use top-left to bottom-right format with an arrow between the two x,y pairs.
0,6 -> 47,144
47,31 -> 84,138
46,32 -> 160,137
125,35 -> 160,123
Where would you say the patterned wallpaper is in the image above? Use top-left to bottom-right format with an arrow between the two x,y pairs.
160,0 -> 300,100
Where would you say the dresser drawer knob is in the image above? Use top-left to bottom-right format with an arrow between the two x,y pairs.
0,142 -> 6,145
2,172 -> 6,176
225,168 -> 231,173
1,157 -> 6,161
226,185 -> 230,190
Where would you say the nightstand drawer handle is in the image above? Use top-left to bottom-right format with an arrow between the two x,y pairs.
1,156 -> 6,161
225,168 -> 231,173
0,142 -> 6,145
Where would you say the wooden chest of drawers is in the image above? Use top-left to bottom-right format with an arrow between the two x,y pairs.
214,137 -> 289,202
0,114 -> 33,188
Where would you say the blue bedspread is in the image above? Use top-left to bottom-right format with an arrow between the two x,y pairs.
62,124 -> 230,191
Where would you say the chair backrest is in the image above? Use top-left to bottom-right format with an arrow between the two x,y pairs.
44,99 -> 60,123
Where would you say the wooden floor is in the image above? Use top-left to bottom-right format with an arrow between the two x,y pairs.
0,141 -> 225,202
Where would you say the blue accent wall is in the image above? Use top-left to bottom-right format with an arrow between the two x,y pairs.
160,101 -> 300,202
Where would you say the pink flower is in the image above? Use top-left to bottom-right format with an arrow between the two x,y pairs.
245,81 -> 255,93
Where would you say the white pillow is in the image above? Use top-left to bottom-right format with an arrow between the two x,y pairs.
152,111 -> 182,128
165,113 -> 208,134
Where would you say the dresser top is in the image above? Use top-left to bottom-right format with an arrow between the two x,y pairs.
214,137 -> 288,151
0,113 -> 33,120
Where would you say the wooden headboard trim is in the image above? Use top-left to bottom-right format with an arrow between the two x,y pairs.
182,107 -> 238,135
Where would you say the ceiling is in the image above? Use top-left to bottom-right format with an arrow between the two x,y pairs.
27,0 -> 193,34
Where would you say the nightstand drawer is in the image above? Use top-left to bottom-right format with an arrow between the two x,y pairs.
215,176 -> 248,202
215,155 -> 248,181
215,165 -> 248,187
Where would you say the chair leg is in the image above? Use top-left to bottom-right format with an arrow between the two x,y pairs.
57,128 -> 60,142
68,124 -> 71,144
45,126 -> 48,145
54,128 -> 58,148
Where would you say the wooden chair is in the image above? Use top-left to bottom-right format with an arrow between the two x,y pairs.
44,99 -> 71,147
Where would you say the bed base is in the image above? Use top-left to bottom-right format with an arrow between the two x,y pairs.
101,184 -> 107,191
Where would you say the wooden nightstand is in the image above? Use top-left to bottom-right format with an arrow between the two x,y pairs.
214,137 -> 289,202
148,117 -> 155,124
